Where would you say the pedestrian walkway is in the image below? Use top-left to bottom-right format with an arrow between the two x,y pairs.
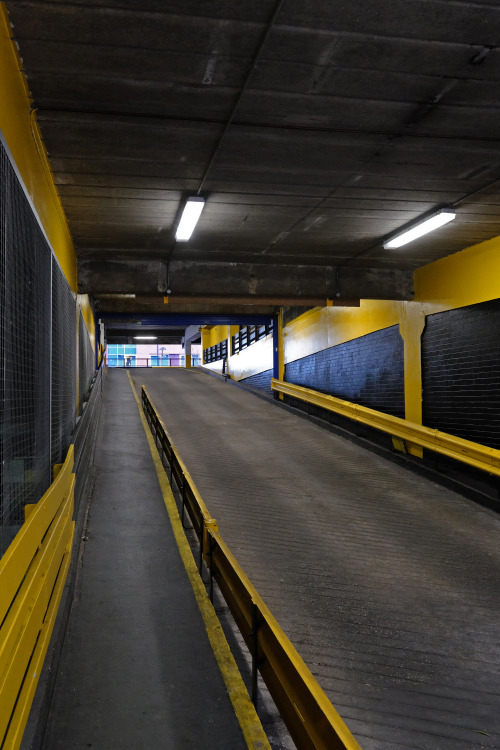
134,367 -> 500,750
41,369 -> 257,750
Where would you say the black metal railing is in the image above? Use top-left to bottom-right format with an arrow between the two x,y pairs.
232,322 -> 274,355
204,339 -> 228,364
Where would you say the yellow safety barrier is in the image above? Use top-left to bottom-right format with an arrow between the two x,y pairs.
141,387 -> 361,750
141,391 -> 217,572
0,446 -> 75,750
271,378 -> 500,477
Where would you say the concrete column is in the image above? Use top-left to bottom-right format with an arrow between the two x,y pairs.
185,341 -> 192,368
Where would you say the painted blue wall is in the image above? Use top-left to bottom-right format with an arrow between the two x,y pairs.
240,368 -> 274,392
285,326 -> 405,418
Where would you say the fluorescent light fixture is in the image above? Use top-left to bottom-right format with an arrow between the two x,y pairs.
134,336 -> 157,340
384,208 -> 456,249
175,196 -> 205,241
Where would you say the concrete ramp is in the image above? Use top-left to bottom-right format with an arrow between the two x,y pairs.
133,367 -> 500,750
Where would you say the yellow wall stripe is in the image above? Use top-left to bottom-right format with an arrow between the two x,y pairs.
0,2 -> 77,291
203,325 -> 231,348
414,234 -> 500,311
126,372 -> 270,750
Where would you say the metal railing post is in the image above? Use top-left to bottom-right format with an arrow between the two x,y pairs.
199,518 -> 204,574
208,532 -> 214,603
251,602 -> 260,710
181,481 -> 188,529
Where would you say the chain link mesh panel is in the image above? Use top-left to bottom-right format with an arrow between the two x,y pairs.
1,139 -> 52,552
51,262 -> 77,468
78,310 -> 95,414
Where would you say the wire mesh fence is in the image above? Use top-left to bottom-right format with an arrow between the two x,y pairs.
0,137 -> 93,556
1,139 -> 52,552
52,263 -> 77,469
78,310 -> 95,414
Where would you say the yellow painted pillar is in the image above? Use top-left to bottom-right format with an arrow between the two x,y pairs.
278,310 -> 284,382
201,328 -> 210,364
399,303 -> 426,457
275,309 -> 284,399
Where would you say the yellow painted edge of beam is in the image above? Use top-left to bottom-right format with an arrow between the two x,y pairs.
0,3 -> 77,291
126,371 -> 270,750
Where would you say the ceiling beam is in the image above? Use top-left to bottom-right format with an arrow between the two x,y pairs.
94,297 -> 279,316
146,295 -> 359,307
79,259 -> 414,301
99,312 -> 275,326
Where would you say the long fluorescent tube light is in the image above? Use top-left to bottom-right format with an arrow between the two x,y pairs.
134,336 -> 157,340
175,196 -> 205,241
384,208 -> 456,249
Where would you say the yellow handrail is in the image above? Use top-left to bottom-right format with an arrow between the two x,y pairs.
141,386 -> 361,750
0,446 -> 75,750
271,378 -> 500,477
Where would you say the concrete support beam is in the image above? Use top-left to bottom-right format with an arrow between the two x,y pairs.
183,325 -> 202,344
79,260 -> 414,301
94,298 -> 279,316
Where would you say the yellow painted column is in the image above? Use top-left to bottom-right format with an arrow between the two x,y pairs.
276,309 -> 284,399
399,303 -> 426,457
278,310 -> 284,382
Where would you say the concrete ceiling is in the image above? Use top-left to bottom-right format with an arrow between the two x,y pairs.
5,0 -> 500,315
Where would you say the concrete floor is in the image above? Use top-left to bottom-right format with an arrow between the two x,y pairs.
133,367 -> 500,750
41,369 -> 247,750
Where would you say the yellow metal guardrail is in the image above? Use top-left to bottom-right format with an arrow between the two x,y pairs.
0,446 -> 75,750
271,378 -> 500,477
141,390 -> 217,571
141,386 -> 361,750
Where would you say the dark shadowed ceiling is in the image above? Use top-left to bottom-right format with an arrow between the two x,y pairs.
4,0 -> 500,316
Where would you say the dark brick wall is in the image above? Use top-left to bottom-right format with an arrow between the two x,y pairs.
240,368 -> 273,392
285,325 -> 405,418
422,298 -> 500,449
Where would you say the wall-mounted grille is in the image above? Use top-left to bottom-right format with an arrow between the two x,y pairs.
232,322 -> 274,354
204,339 -> 227,364
422,299 -> 500,449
